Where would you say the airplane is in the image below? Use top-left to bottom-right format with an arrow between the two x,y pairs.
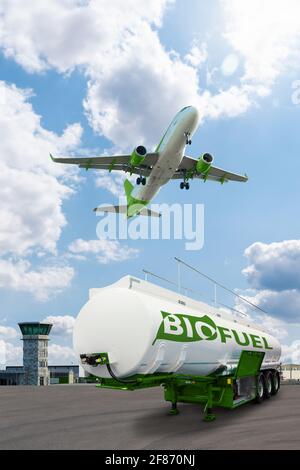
51,106 -> 248,218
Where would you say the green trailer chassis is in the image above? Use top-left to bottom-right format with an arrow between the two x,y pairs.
94,350 -> 265,421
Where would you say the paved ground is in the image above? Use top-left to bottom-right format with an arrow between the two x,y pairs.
0,384 -> 299,450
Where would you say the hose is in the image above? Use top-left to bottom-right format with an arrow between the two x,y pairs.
106,363 -> 137,384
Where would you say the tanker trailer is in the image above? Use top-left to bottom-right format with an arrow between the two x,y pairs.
74,275 -> 281,421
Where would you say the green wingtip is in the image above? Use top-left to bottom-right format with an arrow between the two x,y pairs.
50,153 -> 53,161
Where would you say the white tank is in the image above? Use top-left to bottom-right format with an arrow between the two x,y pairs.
73,276 -> 281,378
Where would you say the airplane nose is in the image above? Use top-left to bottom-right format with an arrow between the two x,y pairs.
190,106 -> 199,122
187,106 -> 199,128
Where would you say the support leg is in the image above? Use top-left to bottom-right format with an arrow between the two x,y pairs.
169,402 -> 179,415
203,384 -> 216,422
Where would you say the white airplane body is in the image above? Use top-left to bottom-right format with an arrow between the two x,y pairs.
51,106 -> 248,217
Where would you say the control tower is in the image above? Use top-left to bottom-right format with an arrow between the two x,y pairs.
18,322 -> 52,386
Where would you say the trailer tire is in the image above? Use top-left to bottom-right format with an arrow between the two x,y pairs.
271,370 -> 280,395
255,373 -> 265,404
263,371 -> 272,399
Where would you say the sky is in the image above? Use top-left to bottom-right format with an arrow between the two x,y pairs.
1,0 -> 300,365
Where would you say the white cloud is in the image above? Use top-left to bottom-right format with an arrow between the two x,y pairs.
256,314 -> 288,340
281,340 -> 300,364
0,339 -> 22,366
239,240 -> 300,323
0,325 -> 18,339
0,0 -> 171,73
243,240 -> 300,291
69,238 -> 139,264
221,53 -> 239,76
0,258 -> 75,301
94,170 -> 128,198
0,0 -> 262,154
0,81 -> 82,257
223,0 -> 300,88
185,41 -> 208,68
48,343 -> 77,365
0,80 -> 81,300
43,315 -> 75,336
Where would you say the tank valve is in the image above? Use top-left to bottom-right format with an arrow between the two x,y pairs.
80,352 -> 109,367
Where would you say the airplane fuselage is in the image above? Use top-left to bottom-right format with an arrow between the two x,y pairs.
136,106 -> 199,203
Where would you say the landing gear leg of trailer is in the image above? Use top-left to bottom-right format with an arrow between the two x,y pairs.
203,385 -> 216,422
169,402 -> 179,415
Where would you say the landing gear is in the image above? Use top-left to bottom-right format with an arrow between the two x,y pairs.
180,181 -> 190,190
184,132 -> 192,145
136,177 -> 146,185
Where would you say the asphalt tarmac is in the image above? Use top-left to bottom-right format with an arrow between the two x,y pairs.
0,384 -> 298,450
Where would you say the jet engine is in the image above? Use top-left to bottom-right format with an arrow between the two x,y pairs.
196,153 -> 213,174
130,146 -> 147,167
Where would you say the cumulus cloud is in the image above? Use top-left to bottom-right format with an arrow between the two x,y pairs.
240,240 -> 300,323
0,258 -> 74,301
281,340 -> 300,364
69,238 -> 139,264
0,339 -> 22,366
43,315 -> 75,336
0,81 -> 82,257
0,0 -> 278,155
0,0 -> 170,73
48,343 -> 77,365
223,0 -> 300,89
243,240 -> 300,291
0,80 -> 81,300
255,314 -> 288,340
0,325 -> 18,339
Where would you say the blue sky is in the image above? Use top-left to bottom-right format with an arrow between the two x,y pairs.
1,0 -> 300,364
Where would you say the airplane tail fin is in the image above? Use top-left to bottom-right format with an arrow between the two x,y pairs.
124,178 -> 134,205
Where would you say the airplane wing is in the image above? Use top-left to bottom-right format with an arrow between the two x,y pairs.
50,153 -> 159,176
174,156 -> 248,183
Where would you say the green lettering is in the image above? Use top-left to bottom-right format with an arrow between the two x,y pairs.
262,336 -> 273,350
232,329 -> 250,346
250,334 -> 263,349
217,326 -> 232,343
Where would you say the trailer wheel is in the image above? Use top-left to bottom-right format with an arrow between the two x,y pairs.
255,373 -> 265,403
271,371 -> 280,395
263,371 -> 272,399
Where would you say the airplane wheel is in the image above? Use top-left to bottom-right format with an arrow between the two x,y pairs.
185,182 -> 190,190
180,182 -> 185,189
136,177 -> 141,185
188,140 -> 192,145
142,177 -> 146,185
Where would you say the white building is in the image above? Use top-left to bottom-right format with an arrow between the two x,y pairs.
281,364 -> 300,380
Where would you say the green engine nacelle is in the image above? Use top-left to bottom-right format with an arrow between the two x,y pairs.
196,153 -> 214,174
130,145 -> 147,167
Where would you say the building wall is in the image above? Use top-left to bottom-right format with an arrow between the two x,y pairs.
281,365 -> 300,380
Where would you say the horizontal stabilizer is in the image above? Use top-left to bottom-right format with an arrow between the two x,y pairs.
93,205 -> 161,217
93,205 -> 127,214
138,208 -> 161,218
